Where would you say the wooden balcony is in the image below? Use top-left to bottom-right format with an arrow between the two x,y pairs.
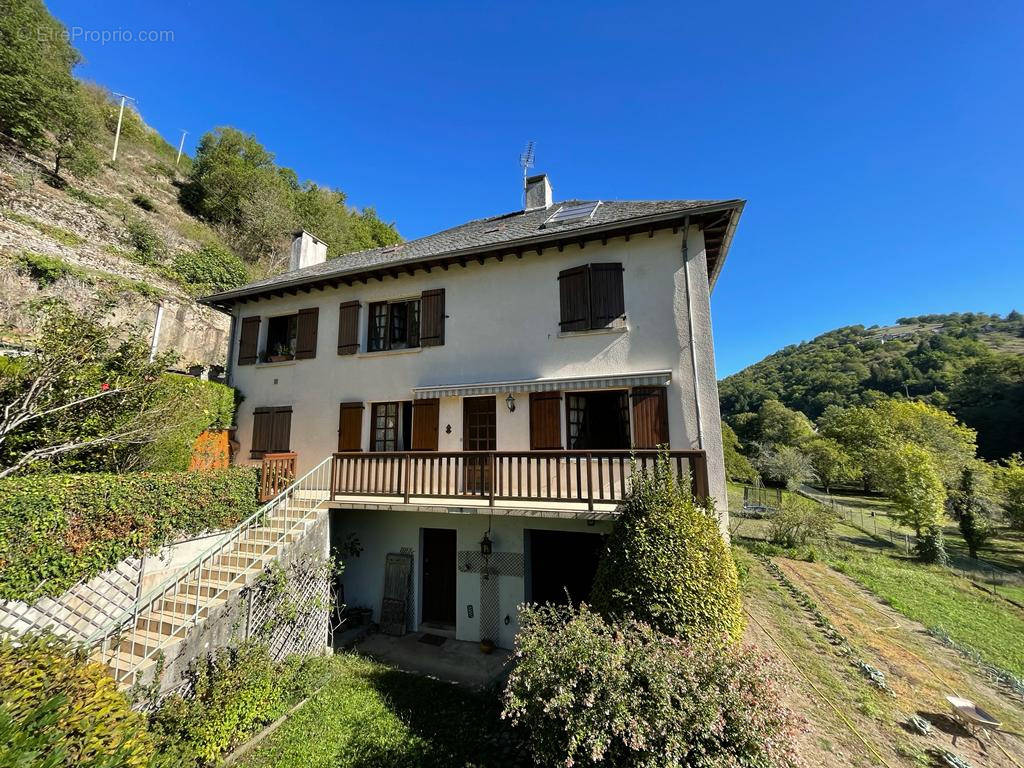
329,450 -> 708,513
260,452 -> 297,501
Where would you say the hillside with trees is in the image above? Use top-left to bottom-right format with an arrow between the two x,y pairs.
0,0 -> 400,365
719,312 -> 1024,460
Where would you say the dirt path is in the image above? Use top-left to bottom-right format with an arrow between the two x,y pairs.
744,553 -> 1024,768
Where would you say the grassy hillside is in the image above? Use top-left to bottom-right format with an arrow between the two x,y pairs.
719,312 -> 1024,458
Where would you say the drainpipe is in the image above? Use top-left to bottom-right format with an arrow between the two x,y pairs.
681,217 -> 704,450
148,302 -> 164,363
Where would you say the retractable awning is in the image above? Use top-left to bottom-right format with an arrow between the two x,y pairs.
412,370 -> 672,400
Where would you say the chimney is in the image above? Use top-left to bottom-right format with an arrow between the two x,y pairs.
289,230 -> 327,271
524,173 -> 552,211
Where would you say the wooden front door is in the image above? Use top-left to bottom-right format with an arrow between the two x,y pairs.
421,528 -> 456,626
463,396 -> 496,493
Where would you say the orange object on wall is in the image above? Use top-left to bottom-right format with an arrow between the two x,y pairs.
188,429 -> 231,470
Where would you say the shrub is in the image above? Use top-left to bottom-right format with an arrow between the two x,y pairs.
149,642 -> 331,766
132,193 -> 156,212
590,456 -> 743,642
503,604 -> 803,768
767,494 -> 835,547
126,215 -> 165,265
139,375 -> 237,471
0,635 -> 154,767
14,250 -> 87,286
0,467 -> 259,600
168,244 -> 249,296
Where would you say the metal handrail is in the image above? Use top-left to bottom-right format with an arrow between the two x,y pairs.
84,456 -> 333,683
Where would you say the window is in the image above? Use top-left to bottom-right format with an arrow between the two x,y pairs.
370,401 -> 413,451
558,263 -> 625,331
368,299 -> 420,352
566,391 -> 630,449
265,314 -> 297,359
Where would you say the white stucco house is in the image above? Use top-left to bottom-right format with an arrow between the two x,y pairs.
201,174 -> 743,649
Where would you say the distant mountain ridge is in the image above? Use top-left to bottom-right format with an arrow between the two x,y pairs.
718,312 -> 1024,460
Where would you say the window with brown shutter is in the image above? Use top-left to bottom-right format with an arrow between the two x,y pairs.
238,316 -> 261,366
529,391 -> 562,449
337,301 -> 361,355
294,307 -> 319,359
420,289 -> 445,347
558,266 -> 590,331
558,263 -> 625,331
411,398 -> 440,450
589,263 -> 625,327
631,387 -> 669,448
251,406 -> 291,457
338,402 -> 364,451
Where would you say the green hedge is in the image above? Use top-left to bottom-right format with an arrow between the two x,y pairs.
0,468 -> 259,601
140,375 -> 237,472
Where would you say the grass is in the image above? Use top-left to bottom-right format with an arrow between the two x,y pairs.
9,250 -> 162,299
237,653 -> 528,768
827,547 -> 1024,678
5,211 -> 84,247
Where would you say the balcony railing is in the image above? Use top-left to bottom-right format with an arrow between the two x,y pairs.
330,450 -> 708,510
260,452 -> 297,501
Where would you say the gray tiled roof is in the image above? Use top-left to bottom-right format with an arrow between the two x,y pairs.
202,198 -> 741,305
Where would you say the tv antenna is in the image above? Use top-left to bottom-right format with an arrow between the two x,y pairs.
519,141 -> 535,206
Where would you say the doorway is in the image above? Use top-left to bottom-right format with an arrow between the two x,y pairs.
463,396 -> 496,493
421,528 -> 456,627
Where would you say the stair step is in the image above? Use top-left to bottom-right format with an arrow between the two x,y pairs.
151,594 -> 226,618
178,574 -> 247,599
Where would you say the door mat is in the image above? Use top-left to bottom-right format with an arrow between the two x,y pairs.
418,633 -> 447,646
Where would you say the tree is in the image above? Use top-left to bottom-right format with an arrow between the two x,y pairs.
722,422 -> 757,483
754,399 -> 815,448
874,443 -> 947,562
873,399 -> 977,488
949,355 -> 1024,461
803,436 -> 856,493
948,466 -> 995,559
51,84 -> 101,178
995,454 -> 1024,530
590,456 -> 743,642
817,403 -> 888,488
767,494 -> 836,547
0,0 -> 80,154
754,444 -> 816,490
0,301 -> 173,478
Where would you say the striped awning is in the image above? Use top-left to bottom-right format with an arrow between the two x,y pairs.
412,370 -> 671,400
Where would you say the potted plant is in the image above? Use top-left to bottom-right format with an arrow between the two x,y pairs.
268,341 -> 294,362
480,638 -> 495,654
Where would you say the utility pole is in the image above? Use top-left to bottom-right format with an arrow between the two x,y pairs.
175,130 -> 188,167
111,92 -> 135,163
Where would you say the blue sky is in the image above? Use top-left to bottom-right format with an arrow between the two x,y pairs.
47,0 -> 1024,376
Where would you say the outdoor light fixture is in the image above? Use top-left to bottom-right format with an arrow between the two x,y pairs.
505,393 -> 516,413
480,533 -> 492,556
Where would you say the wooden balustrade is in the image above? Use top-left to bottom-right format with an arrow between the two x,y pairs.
330,450 -> 708,510
260,452 -> 297,501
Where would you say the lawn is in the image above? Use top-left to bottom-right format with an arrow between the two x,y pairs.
237,653 -> 528,768
827,547 -> 1024,678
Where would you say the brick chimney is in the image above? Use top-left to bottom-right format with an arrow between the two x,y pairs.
524,173 -> 552,211
289,230 -> 327,271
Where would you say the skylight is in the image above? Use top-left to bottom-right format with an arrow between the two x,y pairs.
542,201 -> 601,227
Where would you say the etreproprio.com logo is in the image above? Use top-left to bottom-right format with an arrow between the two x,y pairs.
11,25 -> 175,45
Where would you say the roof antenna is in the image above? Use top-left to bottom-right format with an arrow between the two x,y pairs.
519,141 -> 535,208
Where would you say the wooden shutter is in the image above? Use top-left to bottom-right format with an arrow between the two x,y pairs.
410,398 -> 440,451
529,391 -> 562,449
420,289 -> 445,347
558,266 -> 590,331
631,387 -> 669,448
295,307 -> 319,359
590,263 -> 624,328
269,407 -> 292,452
251,407 -> 272,457
337,301 -> 361,355
238,316 -> 261,365
338,402 -> 364,451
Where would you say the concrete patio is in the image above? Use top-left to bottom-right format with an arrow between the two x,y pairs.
355,631 -> 511,689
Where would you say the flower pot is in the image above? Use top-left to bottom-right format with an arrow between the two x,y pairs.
480,639 -> 495,654
268,355 -> 291,362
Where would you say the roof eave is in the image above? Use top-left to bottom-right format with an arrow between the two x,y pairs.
199,199 -> 745,309
706,200 -> 744,292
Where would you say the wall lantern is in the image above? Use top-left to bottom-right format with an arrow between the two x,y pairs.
505,393 -> 516,413
480,533 -> 493,557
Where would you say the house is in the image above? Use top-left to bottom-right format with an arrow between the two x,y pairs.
201,174 -> 743,649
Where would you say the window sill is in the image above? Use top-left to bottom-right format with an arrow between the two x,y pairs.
557,325 -> 628,339
357,346 -> 423,359
256,359 -> 297,368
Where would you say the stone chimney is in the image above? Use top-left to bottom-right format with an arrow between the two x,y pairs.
289,230 -> 328,271
524,173 -> 552,211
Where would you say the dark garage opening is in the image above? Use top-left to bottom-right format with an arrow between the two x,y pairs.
527,530 -> 605,607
